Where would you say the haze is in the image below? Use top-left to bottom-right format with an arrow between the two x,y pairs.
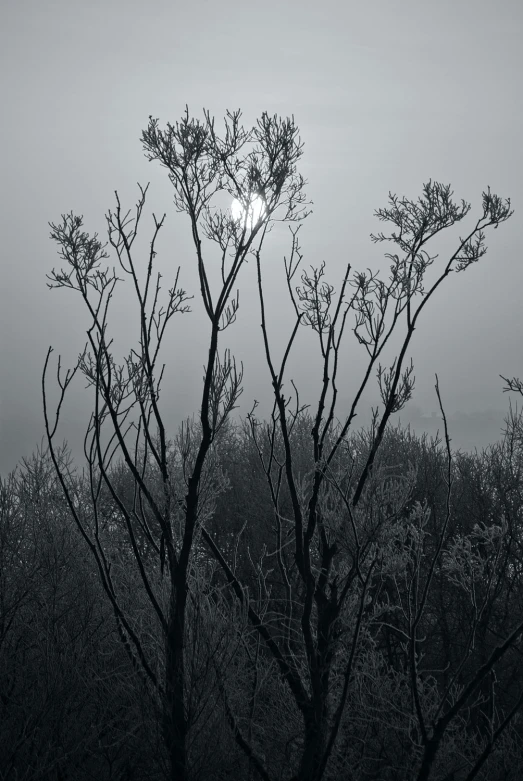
1,0 -> 522,476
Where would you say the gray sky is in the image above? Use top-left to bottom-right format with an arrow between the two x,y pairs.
1,0 -> 522,476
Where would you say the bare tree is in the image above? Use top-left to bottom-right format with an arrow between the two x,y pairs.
43,108 -> 308,781
43,105 -> 516,780
199,181 -> 513,780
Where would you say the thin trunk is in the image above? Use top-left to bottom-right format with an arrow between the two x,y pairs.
298,667 -> 331,781
298,717 -> 328,781
164,578 -> 189,781
416,730 -> 443,781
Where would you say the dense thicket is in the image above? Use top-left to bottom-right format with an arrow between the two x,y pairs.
2,409 -> 523,780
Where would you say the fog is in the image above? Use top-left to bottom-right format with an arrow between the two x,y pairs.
1,0 -> 522,476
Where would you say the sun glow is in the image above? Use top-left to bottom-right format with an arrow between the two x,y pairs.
231,194 -> 266,229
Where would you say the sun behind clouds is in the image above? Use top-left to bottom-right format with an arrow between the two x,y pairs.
230,194 -> 266,230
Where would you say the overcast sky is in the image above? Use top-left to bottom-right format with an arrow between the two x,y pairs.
1,0 -> 522,476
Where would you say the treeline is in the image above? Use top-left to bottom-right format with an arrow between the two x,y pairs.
2,406 -> 523,780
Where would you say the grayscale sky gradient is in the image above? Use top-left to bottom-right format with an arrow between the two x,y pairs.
1,0 -> 522,475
